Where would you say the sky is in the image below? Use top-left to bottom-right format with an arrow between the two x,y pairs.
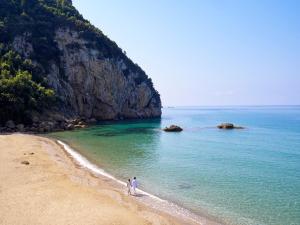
73,0 -> 300,106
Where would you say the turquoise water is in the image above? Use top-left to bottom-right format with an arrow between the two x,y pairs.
49,106 -> 300,225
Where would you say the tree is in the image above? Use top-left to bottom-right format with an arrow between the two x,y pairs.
0,50 -> 54,124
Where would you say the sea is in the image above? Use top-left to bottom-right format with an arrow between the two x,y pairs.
49,106 -> 300,225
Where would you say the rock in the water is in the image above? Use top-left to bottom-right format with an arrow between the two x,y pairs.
163,125 -> 183,132
217,123 -> 244,129
74,124 -> 87,129
217,123 -> 234,129
5,120 -> 15,129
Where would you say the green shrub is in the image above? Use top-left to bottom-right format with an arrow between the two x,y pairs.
0,50 -> 54,124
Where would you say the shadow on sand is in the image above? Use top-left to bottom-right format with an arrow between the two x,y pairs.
132,193 -> 147,198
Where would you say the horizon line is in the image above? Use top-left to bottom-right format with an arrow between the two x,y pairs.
163,104 -> 300,107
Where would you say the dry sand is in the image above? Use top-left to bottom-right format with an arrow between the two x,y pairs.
0,133 -> 192,225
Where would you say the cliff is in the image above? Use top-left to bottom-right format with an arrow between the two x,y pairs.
0,0 -> 161,129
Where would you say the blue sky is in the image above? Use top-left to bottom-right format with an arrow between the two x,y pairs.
73,0 -> 299,106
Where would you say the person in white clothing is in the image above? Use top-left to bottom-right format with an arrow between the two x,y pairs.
131,177 -> 138,195
126,179 -> 132,195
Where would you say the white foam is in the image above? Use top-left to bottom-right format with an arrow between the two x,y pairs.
57,140 -> 165,202
56,140 -> 213,224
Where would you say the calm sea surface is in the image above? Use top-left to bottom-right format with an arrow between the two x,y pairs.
49,106 -> 300,225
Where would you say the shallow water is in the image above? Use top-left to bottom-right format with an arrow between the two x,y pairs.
49,106 -> 300,225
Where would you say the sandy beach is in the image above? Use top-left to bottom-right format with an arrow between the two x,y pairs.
0,133 -> 190,225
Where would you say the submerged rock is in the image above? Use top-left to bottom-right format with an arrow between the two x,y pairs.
163,125 -> 183,132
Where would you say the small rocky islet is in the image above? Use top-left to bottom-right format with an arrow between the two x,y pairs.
217,123 -> 244,129
163,125 -> 183,132
162,123 -> 244,133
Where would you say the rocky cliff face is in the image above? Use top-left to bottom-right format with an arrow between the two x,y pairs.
1,0 -> 161,126
49,28 -> 161,120
10,24 -> 161,122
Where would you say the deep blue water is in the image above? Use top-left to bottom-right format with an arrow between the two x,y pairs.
50,106 -> 300,225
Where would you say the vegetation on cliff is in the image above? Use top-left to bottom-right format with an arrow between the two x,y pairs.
0,0 -> 160,125
0,0 -> 154,79
0,47 -> 54,124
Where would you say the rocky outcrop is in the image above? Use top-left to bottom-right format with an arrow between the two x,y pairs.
1,0 -> 161,131
163,125 -> 183,132
0,118 -> 90,133
217,123 -> 244,129
5,120 -> 15,129
16,124 -> 25,132
12,28 -> 161,122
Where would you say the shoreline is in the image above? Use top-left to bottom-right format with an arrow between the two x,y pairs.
0,133 -> 217,225
56,140 -> 166,202
0,133 -> 182,225
55,139 -> 222,225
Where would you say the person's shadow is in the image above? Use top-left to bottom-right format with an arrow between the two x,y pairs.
133,193 -> 147,197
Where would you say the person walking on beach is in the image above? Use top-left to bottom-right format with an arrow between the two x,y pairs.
126,179 -> 132,195
131,177 -> 138,195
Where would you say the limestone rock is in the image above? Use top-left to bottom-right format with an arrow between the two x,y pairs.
78,121 -> 86,126
16,124 -> 25,132
5,120 -> 15,129
74,124 -> 87,129
66,124 -> 75,130
11,27 -> 161,121
217,123 -> 244,129
2,0 -> 162,133
163,125 -> 183,132
32,116 -> 39,123
47,28 -> 161,121
87,118 -> 97,124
